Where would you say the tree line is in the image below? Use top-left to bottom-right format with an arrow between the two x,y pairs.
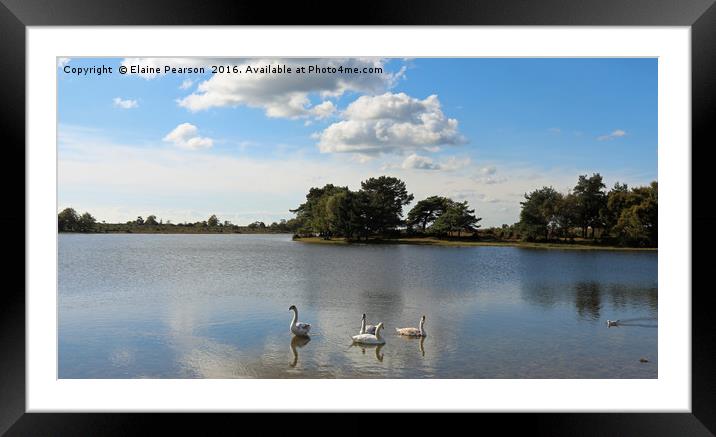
291,175 -> 481,240
516,173 -> 657,247
58,172 -> 657,247
57,209 -> 302,234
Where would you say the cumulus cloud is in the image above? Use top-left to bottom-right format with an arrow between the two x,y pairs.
179,79 -> 194,90
597,129 -> 627,141
401,154 -> 440,170
162,58 -> 404,119
316,92 -> 465,156
57,57 -> 71,67
112,97 -> 138,109
162,123 -> 213,150
310,100 -> 337,119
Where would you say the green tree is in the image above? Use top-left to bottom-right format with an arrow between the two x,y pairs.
325,190 -> 370,240
135,216 -> 144,225
614,182 -> 657,246
284,218 -> 302,234
555,193 -> 579,240
145,215 -> 158,226
77,212 -> 96,232
431,201 -> 481,237
406,196 -> 453,232
290,184 -> 349,237
603,182 -> 630,234
360,176 -> 414,235
58,207 -> 79,232
573,173 -> 607,238
207,214 -> 219,227
248,221 -> 266,230
519,186 -> 562,240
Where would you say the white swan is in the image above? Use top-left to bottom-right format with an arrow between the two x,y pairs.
359,313 -> 377,335
606,319 -> 620,327
289,305 -> 311,336
352,322 -> 385,345
396,315 -> 426,337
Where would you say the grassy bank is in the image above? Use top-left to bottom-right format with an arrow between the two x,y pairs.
293,236 -> 657,251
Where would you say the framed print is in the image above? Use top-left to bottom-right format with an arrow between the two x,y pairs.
3,0 -> 716,434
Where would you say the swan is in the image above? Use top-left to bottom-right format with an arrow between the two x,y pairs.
359,313 -> 377,335
606,319 -> 620,327
396,315 -> 426,337
289,305 -> 311,336
352,322 -> 385,345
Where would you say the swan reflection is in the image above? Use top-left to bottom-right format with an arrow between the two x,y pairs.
398,334 -> 426,357
289,335 -> 311,367
353,343 -> 384,362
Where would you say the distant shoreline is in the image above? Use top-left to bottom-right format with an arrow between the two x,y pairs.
293,236 -> 658,252
58,227 -> 288,235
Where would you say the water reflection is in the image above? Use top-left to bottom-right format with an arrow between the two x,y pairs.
289,335 -> 311,367
351,343 -> 385,362
574,282 -> 602,321
398,335 -> 426,357
520,279 -> 657,322
59,234 -> 658,379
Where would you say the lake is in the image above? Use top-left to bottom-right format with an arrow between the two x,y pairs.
58,233 -> 657,378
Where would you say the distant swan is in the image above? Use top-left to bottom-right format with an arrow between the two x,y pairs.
396,315 -> 426,337
606,319 -> 620,327
352,322 -> 385,345
289,305 -> 311,336
360,313 -> 377,335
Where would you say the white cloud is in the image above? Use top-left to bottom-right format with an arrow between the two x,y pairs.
112,97 -> 139,109
597,129 -> 627,141
179,79 -> 194,90
310,100 -> 337,119
316,92 -> 465,156
548,127 -> 561,134
401,154 -> 440,170
162,123 -> 214,150
164,58 -> 404,119
57,57 -> 71,67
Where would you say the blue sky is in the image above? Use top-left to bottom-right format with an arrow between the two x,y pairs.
58,57 -> 657,227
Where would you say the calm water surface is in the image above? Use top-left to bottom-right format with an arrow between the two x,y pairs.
59,234 -> 657,378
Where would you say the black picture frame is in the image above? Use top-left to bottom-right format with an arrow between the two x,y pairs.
2,0 -> 714,433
